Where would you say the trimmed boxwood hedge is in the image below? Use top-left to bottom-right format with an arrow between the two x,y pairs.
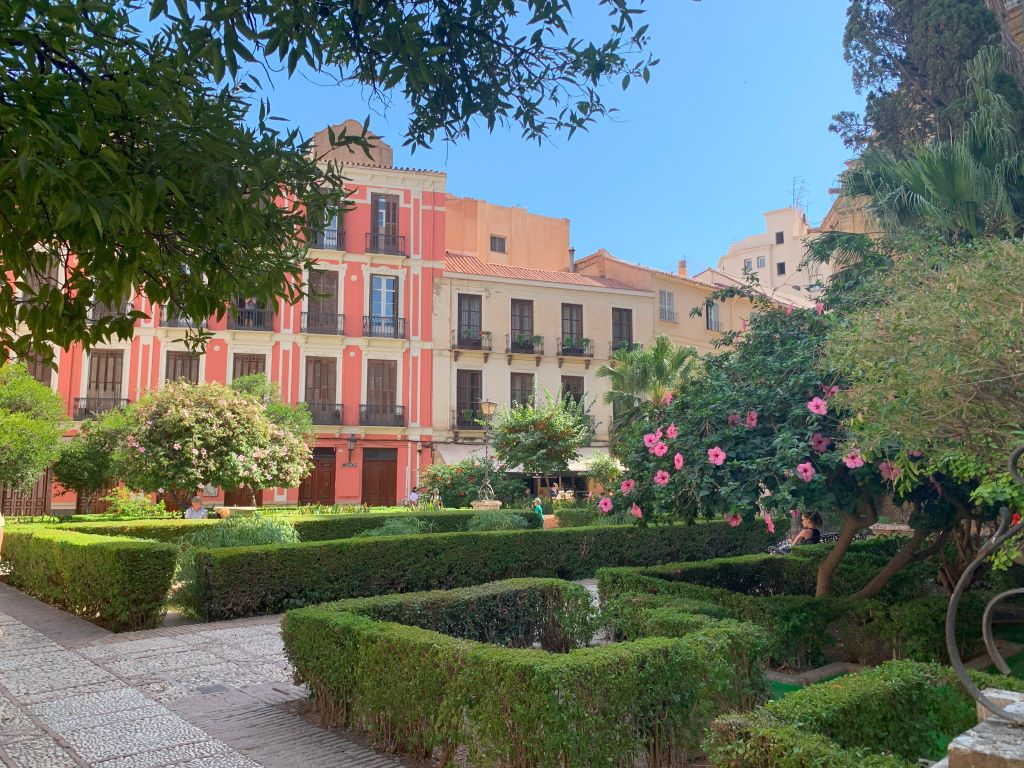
53,508 -> 541,543
704,661 -> 1024,767
598,554 -> 985,668
282,579 -> 772,767
1,528 -> 177,631
188,521 -> 776,620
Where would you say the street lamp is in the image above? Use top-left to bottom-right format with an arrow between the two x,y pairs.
478,399 -> 497,501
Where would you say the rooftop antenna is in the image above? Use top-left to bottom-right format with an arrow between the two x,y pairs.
791,176 -> 808,211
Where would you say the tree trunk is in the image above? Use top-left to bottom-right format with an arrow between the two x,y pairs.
852,527 -> 929,599
815,497 -> 877,597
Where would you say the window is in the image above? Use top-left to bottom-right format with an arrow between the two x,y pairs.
756,255 -> 766,269
457,294 -> 482,340
561,303 -> 583,340
510,373 -> 535,407
743,258 -> 752,271
456,370 -> 482,421
561,375 -> 584,404
366,359 -> 397,406
511,299 -> 533,336
87,350 -> 124,399
776,262 -> 787,276
22,355 -> 52,387
706,301 -> 722,332
305,357 -> 337,403
371,193 -> 399,237
233,353 -> 266,379
166,351 -> 200,384
490,235 -> 507,253
370,274 -> 398,318
307,269 -> 339,316
775,231 -> 785,245
612,308 -> 633,350
658,290 -> 677,322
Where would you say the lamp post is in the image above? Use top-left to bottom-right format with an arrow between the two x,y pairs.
477,399 -> 497,501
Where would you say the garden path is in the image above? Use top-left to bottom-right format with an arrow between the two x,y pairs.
0,583 -> 406,768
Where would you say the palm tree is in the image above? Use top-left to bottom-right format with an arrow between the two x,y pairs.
596,334 -> 700,443
843,46 -> 1024,242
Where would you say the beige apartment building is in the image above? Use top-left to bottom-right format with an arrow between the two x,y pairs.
430,253 -> 654,471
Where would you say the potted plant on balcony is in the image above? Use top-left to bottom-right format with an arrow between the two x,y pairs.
462,408 -> 477,427
581,337 -> 593,355
532,334 -> 543,351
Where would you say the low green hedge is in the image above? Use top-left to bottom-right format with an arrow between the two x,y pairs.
188,521 -> 775,620
598,555 -> 983,668
1,528 -> 177,631
54,508 -> 541,543
704,661 -> 1024,767
282,579 -> 771,767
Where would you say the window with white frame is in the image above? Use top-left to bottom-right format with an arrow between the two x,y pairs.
658,290 -> 677,322
756,255 -> 766,268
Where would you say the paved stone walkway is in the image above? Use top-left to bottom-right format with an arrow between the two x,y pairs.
0,584 -> 406,768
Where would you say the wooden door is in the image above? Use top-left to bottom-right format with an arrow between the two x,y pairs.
308,269 -> 339,320
88,350 -> 123,399
299,448 -> 336,505
305,357 -> 337,404
371,193 -> 399,237
361,448 -> 397,507
223,486 -> 264,507
366,360 -> 397,407
0,470 -> 53,517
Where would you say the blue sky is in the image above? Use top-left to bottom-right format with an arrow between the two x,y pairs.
262,1 -> 863,274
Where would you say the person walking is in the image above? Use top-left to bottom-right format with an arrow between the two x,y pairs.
533,497 -> 545,527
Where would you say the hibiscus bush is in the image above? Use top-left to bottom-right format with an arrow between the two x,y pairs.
419,458 -> 527,508
115,382 -> 311,509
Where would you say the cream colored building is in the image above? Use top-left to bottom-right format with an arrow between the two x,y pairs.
573,249 -> 764,354
431,253 -> 654,469
696,207 -> 830,303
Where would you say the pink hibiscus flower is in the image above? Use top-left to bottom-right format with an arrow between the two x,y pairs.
814,301 -> 825,315
173,442 -> 182,451
643,433 -> 659,449
1012,512 -> 1022,527
674,452 -> 685,470
654,470 -> 671,486
842,451 -> 865,469
725,512 -> 742,528
745,410 -> 758,429
630,503 -> 643,519
727,413 -> 741,427
764,512 -> 775,534
810,433 -> 832,453
661,392 -> 673,406
790,508 -> 801,518
785,305 -> 794,316
796,462 -> 816,482
666,423 -> 679,439
598,497 -> 613,514
708,446 -> 727,466
652,442 -> 669,457
619,479 -> 636,494
879,461 -> 901,482
806,397 -> 828,416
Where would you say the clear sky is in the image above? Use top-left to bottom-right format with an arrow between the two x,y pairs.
260,1 -> 864,274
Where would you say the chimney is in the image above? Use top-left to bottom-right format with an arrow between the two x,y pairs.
569,247 -> 576,272
677,259 -> 688,277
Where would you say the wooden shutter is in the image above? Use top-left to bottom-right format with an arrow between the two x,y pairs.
166,351 -> 200,384
308,269 -> 338,316
22,356 -> 52,387
87,351 -> 123,398
366,359 -> 397,406
305,357 -> 337,403
455,370 -> 482,413
372,193 -> 399,236
233,354 -> 266,379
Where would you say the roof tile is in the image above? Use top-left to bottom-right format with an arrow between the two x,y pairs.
444,253 -> 637,290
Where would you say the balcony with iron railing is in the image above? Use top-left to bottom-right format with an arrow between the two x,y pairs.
87,301 -> 130,323
451,328 -> 492,351
363,315 -> 406,339
610,340 -> 641,356
360,404 -> 405,427
505,333 -> 544,355
302,311 -> 345,335
227,307 -> 274,331
365,232 -> 407,257
312,228 -> 345,250
452,408 -> 484,431
73,396 -> 129,420
307,402 -> 343,425
557,336 -> 594,358
161,311 -> 206,329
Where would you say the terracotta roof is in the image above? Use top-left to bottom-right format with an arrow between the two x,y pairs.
444,253 -> 639,290
574,248 -> 722,291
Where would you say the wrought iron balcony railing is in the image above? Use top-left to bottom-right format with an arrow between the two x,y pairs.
302,311 -> 345,335
87,302 -> 129,323
451,328 -> 492,351
505,333 -> 543,355
363,315 -> 406,339
365,232 -> 407,257
312,228 -> 344,250
73,397 -> 129,421
162,312 -> 205,328
360,404 -> 405,427
557,337 -> 594,358
307,401 -> 343,425
452,408 -> 484,430
610,340 -> 641,355
227,308 -> 274,331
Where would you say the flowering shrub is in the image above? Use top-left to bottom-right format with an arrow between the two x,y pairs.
115,382 -> 311,508
418,458 -> 526,508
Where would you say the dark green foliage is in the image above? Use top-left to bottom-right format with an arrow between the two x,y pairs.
184,521 -> 776,620
705,661 -> 1024,767
351,517 -> 433,538
416,458 -> 528,508
282,580 -> 771,766
553,499 -> 631,528
0,363 -> 68,493
1,528 -> 176,631
54,509 -> 541,542
464,511 -> 530,532
52,408 -> 131,512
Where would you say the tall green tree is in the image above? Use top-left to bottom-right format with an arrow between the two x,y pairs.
230,373 -> 314,442
52,408 -> 131,513
491,392 -> 592,482
0,363 -> 67,495
1,0 -> 654,362
596,335 -> 700,443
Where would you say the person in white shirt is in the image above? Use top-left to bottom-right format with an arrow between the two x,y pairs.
184,496 -> 207,519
